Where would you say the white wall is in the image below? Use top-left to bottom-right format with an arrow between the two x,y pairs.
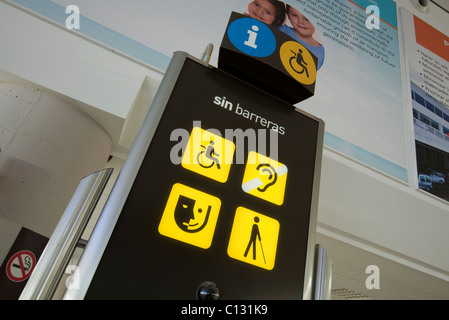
0,1 -> 163,269
0,1 -> 164,151
0,82 -> 112,267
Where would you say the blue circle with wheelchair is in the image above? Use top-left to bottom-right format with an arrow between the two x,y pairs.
227,18 -> 276,58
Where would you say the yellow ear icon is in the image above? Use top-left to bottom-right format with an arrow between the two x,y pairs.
241,152 -> 288,206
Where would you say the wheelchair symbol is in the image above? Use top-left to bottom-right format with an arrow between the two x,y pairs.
181,127 -> 235,183
289,49 -> 309,78
280,41 -> 316,85
197,140 -> 221,170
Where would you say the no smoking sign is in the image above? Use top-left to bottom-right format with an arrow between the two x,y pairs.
6,250 -> 36,282
0,228 -> 48,299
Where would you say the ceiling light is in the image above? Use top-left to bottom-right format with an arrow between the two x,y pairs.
331,288 -> 374,300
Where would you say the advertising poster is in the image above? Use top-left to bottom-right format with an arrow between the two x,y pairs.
9,0 -> 407,182
286,0 -> 407,182
400,8 -> 449,201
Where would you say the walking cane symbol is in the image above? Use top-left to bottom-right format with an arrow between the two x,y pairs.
244,216 -> 266,264
259,237 -> 266,264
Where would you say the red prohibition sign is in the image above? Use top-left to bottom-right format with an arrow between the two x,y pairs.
6,250 -> 36,282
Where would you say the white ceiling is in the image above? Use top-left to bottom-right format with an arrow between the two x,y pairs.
317,232 -> 449,300
432,0 -> 449,13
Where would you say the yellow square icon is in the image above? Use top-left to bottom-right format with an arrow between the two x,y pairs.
242,151 -> 288,205
227,207 -> 280,271
158,183 -> 221,249
181,127 -> 235,183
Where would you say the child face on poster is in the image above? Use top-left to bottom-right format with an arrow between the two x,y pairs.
246,0 -> 285,26
287,5 -> 316,39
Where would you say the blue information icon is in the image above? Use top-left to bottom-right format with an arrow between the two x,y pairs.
227,18 -> 276,58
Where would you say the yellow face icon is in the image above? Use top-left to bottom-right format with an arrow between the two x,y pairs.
280,41 -> 317,85
158,183 -> 221,249
242,151 -> 288,206
227,207 -> 280,270
181,127 -> 235,183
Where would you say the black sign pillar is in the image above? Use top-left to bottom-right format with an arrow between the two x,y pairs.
67,51 -> 324,300
219,12 -> 317,104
